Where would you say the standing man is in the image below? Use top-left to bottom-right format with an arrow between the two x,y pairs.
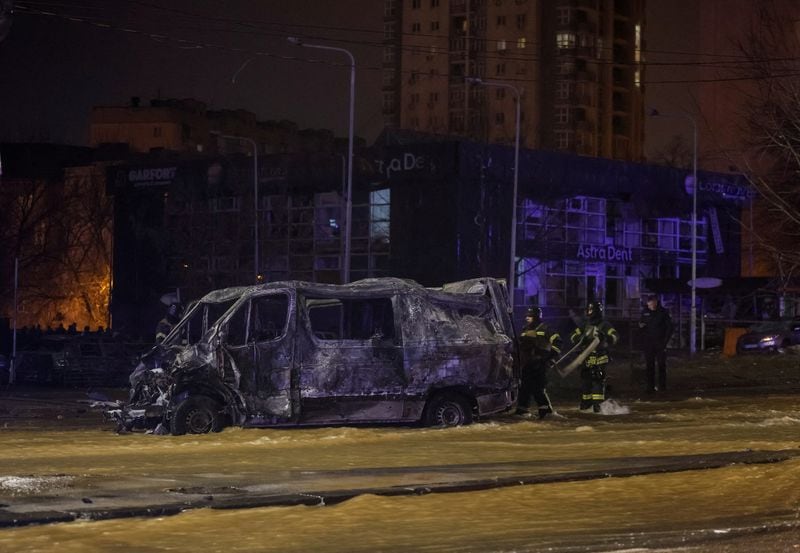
639,294 -> 673,393
517,306 -> 562,419
570,301 -> 618,413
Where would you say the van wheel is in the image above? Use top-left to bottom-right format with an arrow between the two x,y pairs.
170,396 -> 224,435
424,393 -> 473,427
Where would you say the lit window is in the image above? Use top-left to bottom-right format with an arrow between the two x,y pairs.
556,32 -> 576,49
497,39 -> 507,51
517,37 -> 526,49
635,23 -> 642,61
634,69 -> 641,87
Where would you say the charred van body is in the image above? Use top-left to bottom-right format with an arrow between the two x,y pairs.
108,277 -> 517,434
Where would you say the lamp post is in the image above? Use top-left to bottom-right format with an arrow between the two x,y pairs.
215,133 -> 259,283
289,37 -> 355,284
466,77 -> 522,310
649,108 -> 698,354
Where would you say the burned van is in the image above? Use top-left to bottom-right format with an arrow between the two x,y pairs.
111,277 -> 516,434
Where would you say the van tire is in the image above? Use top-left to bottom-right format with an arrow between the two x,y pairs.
424,392 -> 473,427
170,396 -> 224,435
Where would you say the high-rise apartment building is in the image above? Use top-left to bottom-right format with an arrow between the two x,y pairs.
383,0 -> 645,160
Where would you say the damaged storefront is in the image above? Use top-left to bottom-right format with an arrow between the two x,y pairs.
375,138 -> 751,343
106,137 -> 750,344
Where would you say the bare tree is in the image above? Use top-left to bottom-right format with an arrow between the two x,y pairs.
0,166 -> 112,330
734,0 -> 800,301
651,134 -> 694,169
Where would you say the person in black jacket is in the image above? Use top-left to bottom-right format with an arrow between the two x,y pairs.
639,294 -> 674,393
517,306 -> 562,419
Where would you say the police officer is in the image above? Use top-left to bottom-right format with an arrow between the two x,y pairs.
639,294 -> 673,393
517,306 -> 562,419
155,302 -> 181,343
570,301 -> 618,413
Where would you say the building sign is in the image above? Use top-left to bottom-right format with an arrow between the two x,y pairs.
707,207 -> 724,254
374,152 -> 437,179
576,243 -> 634,263
685,175 -> 756,202
128,166 -> 178,187
112,165 -> 180,189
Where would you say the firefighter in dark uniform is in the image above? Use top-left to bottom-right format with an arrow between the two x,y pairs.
517,306 -> 562,419
155,302 -> 181,344
570,301 -> 618,413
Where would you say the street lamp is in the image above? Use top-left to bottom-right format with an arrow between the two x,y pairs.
289,37 -> 355,284
649,108 -> 698,355
466,77 -> 522,311
214,133 -> 260,283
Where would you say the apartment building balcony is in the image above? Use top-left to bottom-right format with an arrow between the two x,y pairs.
574,92 -> 595,107
612,102 -> 630,115
575,20 -> 598,34
450,0 -> 467,14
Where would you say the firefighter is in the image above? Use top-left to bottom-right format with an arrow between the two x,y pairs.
155,301 -> 181,343
517,306 -> 562,419
570,301 -> 618,413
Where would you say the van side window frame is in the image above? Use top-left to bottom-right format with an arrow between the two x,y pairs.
221,291 -> 293,347
248,291 -> 291,343
304,295 -> 399,344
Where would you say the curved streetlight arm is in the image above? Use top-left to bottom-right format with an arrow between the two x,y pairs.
466,77 -> 523,311
289,37 -> 355,283
213,132 -> 260,283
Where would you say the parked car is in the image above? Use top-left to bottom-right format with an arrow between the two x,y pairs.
15,335 -> 147,387
736,317 -> 800,354
109,277 -> 517,434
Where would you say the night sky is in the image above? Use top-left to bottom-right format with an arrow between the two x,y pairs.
0,0 -> 701,157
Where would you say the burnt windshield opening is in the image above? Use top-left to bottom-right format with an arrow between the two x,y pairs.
307,297 -> 395,341
165,298 -> 238,346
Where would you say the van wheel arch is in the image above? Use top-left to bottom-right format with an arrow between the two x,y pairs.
423,391 -> 474,427
170,395 -> 225,435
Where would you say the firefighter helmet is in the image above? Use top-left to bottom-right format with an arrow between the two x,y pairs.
525,306 -> 542,322
586,301 -> 603,324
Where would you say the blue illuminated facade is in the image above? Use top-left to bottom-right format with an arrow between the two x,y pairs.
375,139 -> 751,322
